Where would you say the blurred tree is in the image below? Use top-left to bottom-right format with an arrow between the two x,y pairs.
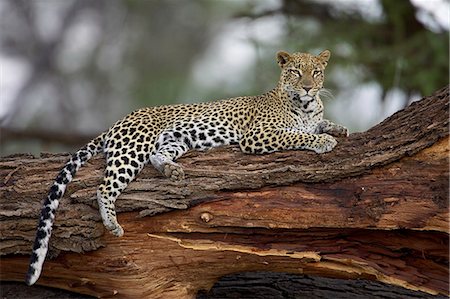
237,0 -> 449,106
0,0 -> 448,155
0,0 -> 239,132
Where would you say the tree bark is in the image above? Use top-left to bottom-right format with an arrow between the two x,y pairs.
0,86 -> 448,298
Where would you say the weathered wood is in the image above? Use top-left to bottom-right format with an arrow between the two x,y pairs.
2,272 -> 447,299
0,86 -> 448,298
198,272 -> 448,299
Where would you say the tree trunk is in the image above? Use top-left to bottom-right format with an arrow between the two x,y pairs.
0,86 -> 448,298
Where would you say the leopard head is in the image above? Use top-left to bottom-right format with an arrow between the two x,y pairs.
276,50 -> 330,102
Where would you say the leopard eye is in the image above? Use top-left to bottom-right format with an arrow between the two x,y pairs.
313,70 -> 322,77
289,69 -> 301,77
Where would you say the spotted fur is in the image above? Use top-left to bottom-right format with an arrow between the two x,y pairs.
26,50 -> 348,285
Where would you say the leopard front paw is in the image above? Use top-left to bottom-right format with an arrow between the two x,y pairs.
315,121 -> 349,137
327,125 -> 349,137
314,134 -> 337,154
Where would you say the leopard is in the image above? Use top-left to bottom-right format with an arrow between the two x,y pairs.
26,49 -> 348,285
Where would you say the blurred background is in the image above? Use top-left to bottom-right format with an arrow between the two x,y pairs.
1,0 -> 448,156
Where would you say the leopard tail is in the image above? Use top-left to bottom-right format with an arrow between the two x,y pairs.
25,132 -> 106,285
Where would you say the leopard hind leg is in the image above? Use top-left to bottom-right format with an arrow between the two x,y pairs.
150,128 -> 191,181
98,139 -> 150,236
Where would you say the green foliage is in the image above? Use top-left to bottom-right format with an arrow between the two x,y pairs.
2,0 -> 448,144
262,0 -> 449,100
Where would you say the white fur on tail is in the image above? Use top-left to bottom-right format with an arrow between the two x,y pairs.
25,133 -> 105,285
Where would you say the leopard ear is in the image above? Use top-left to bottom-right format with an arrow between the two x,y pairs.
276,51 -> 291,68
318,50 -> 331,64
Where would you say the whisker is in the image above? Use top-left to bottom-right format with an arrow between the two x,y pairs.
319,88 -> 335,101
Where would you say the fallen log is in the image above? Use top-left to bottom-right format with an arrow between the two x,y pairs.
0,86 -> 448,298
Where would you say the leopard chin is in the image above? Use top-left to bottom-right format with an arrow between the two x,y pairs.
300,95 -> 314,102
290,92 -> 314,103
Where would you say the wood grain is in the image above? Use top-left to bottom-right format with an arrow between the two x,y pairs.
0,86 -> 448,298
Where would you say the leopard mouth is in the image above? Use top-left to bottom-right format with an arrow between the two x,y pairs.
300,95 -> 314,101
291,93 -> 314,102
287,88 -> 315,101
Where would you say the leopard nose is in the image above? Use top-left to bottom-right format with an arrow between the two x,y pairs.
304,87 -> 312,92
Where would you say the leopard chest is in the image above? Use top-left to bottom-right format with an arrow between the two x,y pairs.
290,100 -> 323,134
